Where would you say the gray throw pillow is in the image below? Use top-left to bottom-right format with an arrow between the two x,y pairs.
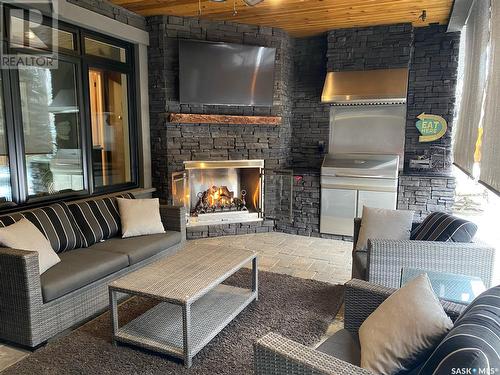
359,274 -> 453,375
356,206 -> 414,251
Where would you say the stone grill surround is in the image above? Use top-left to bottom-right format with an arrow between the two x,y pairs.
279,24 -> 460,237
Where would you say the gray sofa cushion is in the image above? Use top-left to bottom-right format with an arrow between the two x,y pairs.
41,248 -> 129,302
317,329 -> 361,366
351,250 -> 367,280
89,231 -> 182,265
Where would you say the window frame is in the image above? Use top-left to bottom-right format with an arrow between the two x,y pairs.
80,29 -> 139,195
0,4 -> 139,209
0,42 -> 20,204
6,7 -> 79,56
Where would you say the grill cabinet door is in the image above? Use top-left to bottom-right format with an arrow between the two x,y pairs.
320,188 -> 357,236
262,169 -> 293,223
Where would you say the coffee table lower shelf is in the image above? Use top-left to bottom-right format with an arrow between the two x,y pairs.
113,284 -> 257,365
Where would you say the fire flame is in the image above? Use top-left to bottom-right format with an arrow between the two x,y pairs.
206,186 -> 233,208
252,179 -> 260,209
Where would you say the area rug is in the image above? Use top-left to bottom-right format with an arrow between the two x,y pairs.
4,269 -> 344,375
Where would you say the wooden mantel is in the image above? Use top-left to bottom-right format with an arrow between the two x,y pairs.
168,113 -> 282,126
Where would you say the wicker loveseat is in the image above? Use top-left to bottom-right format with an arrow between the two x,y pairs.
0,193 -> 186,348
254,279 -> 468,375
351,218 -> 495,288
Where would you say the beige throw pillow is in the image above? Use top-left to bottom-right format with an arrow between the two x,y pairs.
0,218 -> 61,274
117,198 -> 165,238
355,206 -> 414,251
359,274 -> 453,375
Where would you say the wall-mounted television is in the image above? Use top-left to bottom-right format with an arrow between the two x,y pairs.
179,40 -> 276,106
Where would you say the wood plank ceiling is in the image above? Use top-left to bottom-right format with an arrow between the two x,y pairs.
111,0 -> 454,37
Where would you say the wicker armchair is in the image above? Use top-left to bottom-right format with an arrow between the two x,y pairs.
352,218 -> 496,288
254,279 -> 465,375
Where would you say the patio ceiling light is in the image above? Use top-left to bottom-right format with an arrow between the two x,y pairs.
243,0 -> 264,5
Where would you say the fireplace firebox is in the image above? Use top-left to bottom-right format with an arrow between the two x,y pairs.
172,160 -> 293,227
172,160 -> 263,226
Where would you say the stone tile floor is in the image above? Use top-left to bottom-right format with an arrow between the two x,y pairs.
0,232 -> 352,372
190,232 -> 353,285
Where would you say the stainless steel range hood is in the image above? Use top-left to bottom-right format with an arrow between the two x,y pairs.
321,68 -> 409,105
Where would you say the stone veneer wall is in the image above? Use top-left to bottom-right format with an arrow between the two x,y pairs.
66,0 -> 146,29
327,24 -> 413,71
291,37 -> 330,169
186,220 -> 275,239
147,16 -> 293,203
404,25 -> 460,175
147,18 -> 461,237
401,25 -> 460,219
398,175 -> 457,220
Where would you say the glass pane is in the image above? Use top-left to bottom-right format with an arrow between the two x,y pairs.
0,75 -> 12,202
85,37 -> 126,63
19,61 -> 84,197
264,169 -> 293,223
172,172 -> 188,208
9,14 -> 74,51
89,68 -> 132,187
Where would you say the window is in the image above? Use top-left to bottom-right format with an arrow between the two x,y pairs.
89,68 -> 132,187
0,75 -> 12,202
9,12 -> 75,51
19,61 -> 84,197
0,5 -> 138,207
85,37 -> 126,63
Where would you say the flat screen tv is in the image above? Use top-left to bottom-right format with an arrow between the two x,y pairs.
179,40 -> 276,106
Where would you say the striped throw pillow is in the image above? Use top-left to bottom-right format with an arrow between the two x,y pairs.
0,203 -> 85,253
410,212 -> 478,242
67,193 -> 134,247
418,285 -> 500,375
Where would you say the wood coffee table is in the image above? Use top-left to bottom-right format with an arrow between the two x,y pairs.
108,246 -> 258,367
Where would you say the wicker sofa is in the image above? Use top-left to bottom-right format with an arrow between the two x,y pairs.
351,218 -> 495,288
0,194 -> 186,348
254,279 -> 466,375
